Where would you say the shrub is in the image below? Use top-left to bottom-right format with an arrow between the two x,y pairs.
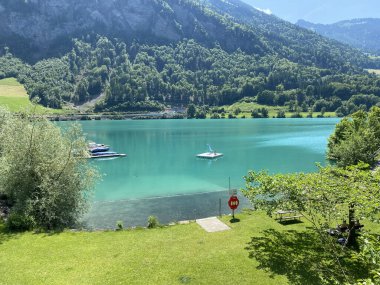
5,213 -> 35,232
116,221 -> 123,231
147,216 -> 159,228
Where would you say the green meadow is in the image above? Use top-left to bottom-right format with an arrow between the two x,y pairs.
0,78 -> 63,113
221,101 -> 336,118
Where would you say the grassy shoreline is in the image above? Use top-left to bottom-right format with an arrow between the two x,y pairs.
1,211 -> 377,284
0,212 -> 299,285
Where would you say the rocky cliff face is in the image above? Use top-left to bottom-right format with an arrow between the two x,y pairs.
0,0 -> 373,69
0,0 -> 184,59
0,0 -> 267,61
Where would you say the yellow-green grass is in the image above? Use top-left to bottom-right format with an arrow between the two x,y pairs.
0,211 -> 376,285
366,69 -> 380,76
0,78 -> 64,114
212,101 -> 336,118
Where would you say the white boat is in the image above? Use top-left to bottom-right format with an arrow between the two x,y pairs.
196,144 -> 223,159
90,151 -> 127,158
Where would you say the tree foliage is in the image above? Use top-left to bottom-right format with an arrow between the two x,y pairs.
1,36 -> 380,113
0,108 -> 98,230
328,107 -> 380,167
243,164 -> 380,284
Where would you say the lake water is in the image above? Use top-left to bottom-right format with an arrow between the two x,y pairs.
68,118 -> 339,228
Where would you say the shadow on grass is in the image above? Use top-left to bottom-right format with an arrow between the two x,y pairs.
245,229 -> 370,285
278,220 -> 303,226
0,223 -> 20,245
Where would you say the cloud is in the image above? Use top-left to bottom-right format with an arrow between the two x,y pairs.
254,7 -> 272,15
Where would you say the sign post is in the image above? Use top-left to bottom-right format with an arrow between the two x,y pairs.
228,195 -> 239,219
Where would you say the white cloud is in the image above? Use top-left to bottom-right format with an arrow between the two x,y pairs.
255,7 -> 272,15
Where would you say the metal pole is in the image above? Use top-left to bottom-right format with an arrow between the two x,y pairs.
219,198 -> 221,217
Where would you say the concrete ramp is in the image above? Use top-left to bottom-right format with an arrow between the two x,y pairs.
196,217 -> 231,232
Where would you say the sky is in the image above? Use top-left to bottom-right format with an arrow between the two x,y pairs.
241,0 -> 380,24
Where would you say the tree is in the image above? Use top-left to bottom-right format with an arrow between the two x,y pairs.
243,163 -> 380,284
251,109 -> 261,118
187,104 -> 196,118
276,110 -> 286,118
0,108 -> 98,230
328,107 -> 380,167
260,107 -> 269,118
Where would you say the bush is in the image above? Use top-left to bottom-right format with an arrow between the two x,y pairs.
116,221 -> 123,231
5,213 -> 35,232
147,216 -> 159,228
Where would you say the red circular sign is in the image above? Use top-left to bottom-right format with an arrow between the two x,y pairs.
228,196 -> 239,210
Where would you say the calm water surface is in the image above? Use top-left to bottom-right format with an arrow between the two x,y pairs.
67,118 -> 339,228
77,118 -> 339,201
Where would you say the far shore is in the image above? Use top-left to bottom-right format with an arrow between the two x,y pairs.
44,112 -> 339,121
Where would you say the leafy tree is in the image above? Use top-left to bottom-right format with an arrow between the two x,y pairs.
243,164 -> 380,284
251,109 -> 261,118
260,107 -> 269,118
234,107 -> 241,116
328,107 -> 380,167
187,103 -> 196,118
0,108 -> 98,230
276,110 -> 286,118
195,111 -> 206,119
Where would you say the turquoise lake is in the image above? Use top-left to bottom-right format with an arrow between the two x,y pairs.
68,118 -> 340,228
79,118 -> 339,201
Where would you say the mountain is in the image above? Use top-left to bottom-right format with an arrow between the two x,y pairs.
297,18 -> 380,56
0,0 -> 374,69
0,0 -> 379,115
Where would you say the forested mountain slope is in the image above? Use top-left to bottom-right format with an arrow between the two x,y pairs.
0,0 -> 379,114
0,0 -> 376,70
297,18 -> 380,56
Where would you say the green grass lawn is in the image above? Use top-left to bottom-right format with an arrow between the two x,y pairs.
0,212 -> 301,285
0,211 -> 376,285
0,78 -> 64,114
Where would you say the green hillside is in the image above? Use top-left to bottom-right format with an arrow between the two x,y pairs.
0,78 -> 62,113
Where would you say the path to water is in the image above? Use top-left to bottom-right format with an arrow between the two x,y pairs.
64,118 -> 339,228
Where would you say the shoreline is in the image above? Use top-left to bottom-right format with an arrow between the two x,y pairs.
45,112 -> 339,121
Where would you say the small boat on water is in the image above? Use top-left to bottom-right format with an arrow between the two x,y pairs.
90,151 -> 127,158
89,146 -> 110,153
87,142 -> 126,158
196,144 -> 223,159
